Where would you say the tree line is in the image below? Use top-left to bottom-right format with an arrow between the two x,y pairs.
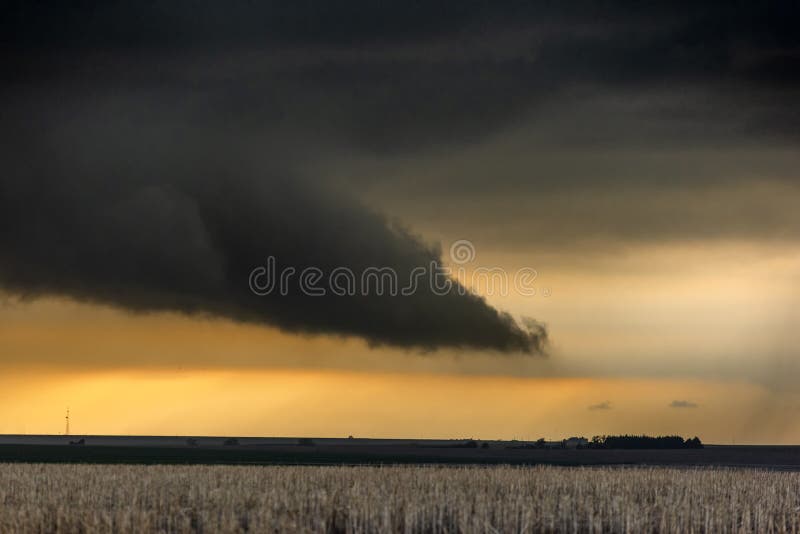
589,435 -> 703,449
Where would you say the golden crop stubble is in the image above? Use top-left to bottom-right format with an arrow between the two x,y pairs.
1,464 -> 799,533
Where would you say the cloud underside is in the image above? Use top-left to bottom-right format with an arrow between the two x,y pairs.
0,154 -> 548,353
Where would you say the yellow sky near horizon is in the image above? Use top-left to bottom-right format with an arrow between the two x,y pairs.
2,367 -> 795,444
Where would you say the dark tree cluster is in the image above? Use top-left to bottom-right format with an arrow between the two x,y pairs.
589,435 -> 703,449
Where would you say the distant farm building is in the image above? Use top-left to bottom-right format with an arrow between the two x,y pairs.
564,437 -> 589,449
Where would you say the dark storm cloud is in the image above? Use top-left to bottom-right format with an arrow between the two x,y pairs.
3,1 -> 798,151
4,1 -> 798,59
0,97 -> 547,353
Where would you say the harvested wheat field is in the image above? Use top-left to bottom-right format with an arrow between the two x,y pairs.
2,463 -> 799,533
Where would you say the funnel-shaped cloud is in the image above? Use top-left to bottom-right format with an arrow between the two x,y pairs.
0,139 -> 546,354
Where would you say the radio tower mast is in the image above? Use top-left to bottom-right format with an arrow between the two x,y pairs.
65,408 -> 70,436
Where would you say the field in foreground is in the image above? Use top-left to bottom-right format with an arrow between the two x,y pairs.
2,464 -> 799,533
